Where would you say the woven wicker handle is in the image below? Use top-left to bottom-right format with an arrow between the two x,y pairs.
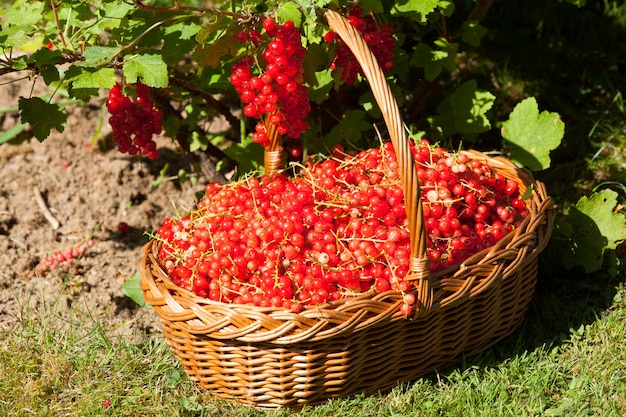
325,10 -> 431,291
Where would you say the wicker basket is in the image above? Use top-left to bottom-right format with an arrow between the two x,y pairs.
140,10 -> 554,409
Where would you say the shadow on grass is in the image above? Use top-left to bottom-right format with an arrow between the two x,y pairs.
391,0 -> 626,383
426,255 -> 625,386
471,0 -> 626,363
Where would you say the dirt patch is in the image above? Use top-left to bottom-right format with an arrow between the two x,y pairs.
0,74 -> 219,336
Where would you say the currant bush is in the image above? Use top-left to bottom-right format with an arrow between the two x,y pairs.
106,82 -> 163,159
154,140 -> 527,314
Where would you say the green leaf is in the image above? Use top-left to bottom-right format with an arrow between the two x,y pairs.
40,65 -> 61,85
61,1 -> 132,36
188,131 -> 208,152
67,88 -> 101,103
64,65 -> 113,101
575,189 -> 625,251
123,53 -> 169,88
276,2 -> 302,27
70,67 -> 116,90
25,48 -> 63,84
461,21 -> 488,47
160,21 -> 201,66
28,48 -> 63,66
164,22 -> 201,40
323,109 -> 371,148
392,0 -> 440,21
0,0 -> 44,48
431,80 -> 494,138
411,44 -> 437,79
151,163 -> 170,191
563,190 -> 626,273
10,56 -> 28,71
521,183 -> 534,200
501,97 -> 564,171
18,97 -> 66,142
410,39 -> 458,81
308,70 -> 334,104
303,43 -> 333,87
359,0 -> 385,13
122,273 -> 148,308
433,39 -> 457,73
437,0 -> 455,17
450,80 -> 495,134
100,0 -> 136,21
222,136 -> 265,176
4,0 -> 44,27
81,46 -> 120,66
0,25 -> 28,49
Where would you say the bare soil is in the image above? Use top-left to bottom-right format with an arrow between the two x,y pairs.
0,74 -> 220,336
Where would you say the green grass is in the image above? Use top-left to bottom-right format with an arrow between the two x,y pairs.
0,300 -> 198,416
2,273 -> 626,416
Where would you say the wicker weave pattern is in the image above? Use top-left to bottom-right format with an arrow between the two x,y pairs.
139,9 -> 554,409
142,245 -> 540,408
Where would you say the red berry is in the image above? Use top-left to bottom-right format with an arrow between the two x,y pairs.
117,222 -> 130,234
235,31 -> 248,43
262,17 -> 276,33
324,32 -> 338,43
249,29 -> 262,44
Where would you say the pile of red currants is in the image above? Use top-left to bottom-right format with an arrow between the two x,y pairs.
154,139 -> 528,315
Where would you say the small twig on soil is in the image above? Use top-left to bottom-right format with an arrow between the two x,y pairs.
33,187 -> 60,230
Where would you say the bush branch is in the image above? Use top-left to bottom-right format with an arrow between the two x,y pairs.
0,54 -> 84,77
168,76 -> 241,139
468,0 -> 495,22
132,0 -> 243,19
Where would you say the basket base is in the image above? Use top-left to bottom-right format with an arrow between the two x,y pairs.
158,257 -> 538,409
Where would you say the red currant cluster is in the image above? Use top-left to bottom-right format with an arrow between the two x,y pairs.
230,18 -> 310,146
325,6 -> 396,84
106,82 -> 162,159
155,140 -> 527,314
33,239 -> 95,276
